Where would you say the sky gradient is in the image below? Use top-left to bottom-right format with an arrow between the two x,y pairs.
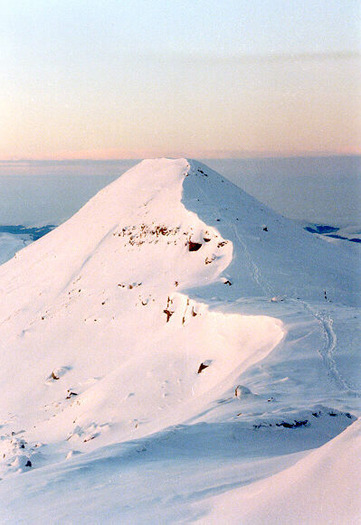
1,0 -> 360,160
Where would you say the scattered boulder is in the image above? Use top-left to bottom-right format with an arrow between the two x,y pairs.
235,385 -> 251,398
198,360 -> 212,374
276,420 -> 309,429
83,435 -> 97,443
188,240 -> 202,252
163,309 -> 174,322
46,366 -> 70,383
270,296 -> 285,303
66,390 -> 78,399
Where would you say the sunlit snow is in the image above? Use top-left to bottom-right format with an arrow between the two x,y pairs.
0,159 -> 359,523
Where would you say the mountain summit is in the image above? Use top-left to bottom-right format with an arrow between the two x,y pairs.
0,158 -> 359,522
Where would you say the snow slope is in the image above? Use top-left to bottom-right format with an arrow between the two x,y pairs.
196,418 -> 361,524
0,158 -> 359,523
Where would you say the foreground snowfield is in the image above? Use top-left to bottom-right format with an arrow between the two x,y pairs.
0,158 -> 360,523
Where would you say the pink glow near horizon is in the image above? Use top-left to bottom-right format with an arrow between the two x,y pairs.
1,2 -> 360,161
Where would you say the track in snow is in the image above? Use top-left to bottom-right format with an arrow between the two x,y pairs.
294,300 -> 361,398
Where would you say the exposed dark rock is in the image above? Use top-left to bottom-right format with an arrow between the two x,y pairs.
235,385 -> 251,397
197,362 -> 209,374
275,420 -> 309,429
83,435 -> 96,443
253,423 -> 273,429
163,309 -> 174,322
188,241 -> 202,252
66,390 -> 78,399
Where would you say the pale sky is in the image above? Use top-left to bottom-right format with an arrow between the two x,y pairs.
1,0 -> 360,160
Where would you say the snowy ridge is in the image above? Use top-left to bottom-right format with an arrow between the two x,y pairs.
0,159 -> 283,470
0,158 -> 360,522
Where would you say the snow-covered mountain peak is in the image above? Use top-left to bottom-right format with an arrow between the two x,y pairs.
0,159 -> 359,521
0,158 -> 286,476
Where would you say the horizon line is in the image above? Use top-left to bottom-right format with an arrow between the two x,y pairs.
1,152 -> 361,163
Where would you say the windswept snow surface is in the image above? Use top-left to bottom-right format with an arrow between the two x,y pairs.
0,158 -> 360,523
196,418 -> 361,524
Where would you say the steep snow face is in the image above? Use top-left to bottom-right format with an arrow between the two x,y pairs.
197,418 -> 361,524
0,158 -> 359,523
0,158 -> 283,476
183,160 -> 360,306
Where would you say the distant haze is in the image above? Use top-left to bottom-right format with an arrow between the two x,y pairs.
0,156 -> 359,227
